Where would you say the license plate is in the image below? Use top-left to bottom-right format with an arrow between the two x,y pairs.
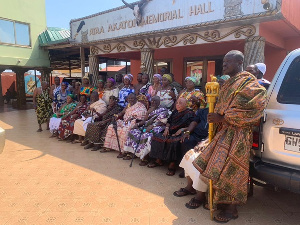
284,135 -> 300,153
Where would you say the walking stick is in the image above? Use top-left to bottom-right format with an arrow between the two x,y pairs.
129,124 -> 145,167
205,75 -> 220,220
112,118 -> 122,154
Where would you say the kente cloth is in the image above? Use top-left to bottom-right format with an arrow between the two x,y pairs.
80,86 -> 94,99
180,148 -> 208,192
73,99 -> 107,136
181,108 -> 209,155
104,102 -> 147,152
58,103 -> 89,140
179,89 -> 206,111
192,72 -> 266,206
156,88 -> 178,109
118,87 -> 135,108
49,102 -> 77,133
102,88 -> 119,105
124,107 -> 170,160
150,109 -> 195,162
98,90 -> 104,99
36,88 -> 52,125
53,89 -> 71,110
84,104 -> 123,145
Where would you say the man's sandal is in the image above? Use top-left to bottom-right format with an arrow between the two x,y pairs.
185,197 -> 203,209
213,211 -> 238,223
166,168 -> 176,176
173,188 -> 196,197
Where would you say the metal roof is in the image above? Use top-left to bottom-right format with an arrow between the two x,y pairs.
39,27 -> 70,47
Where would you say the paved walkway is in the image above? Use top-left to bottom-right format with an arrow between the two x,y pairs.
0,108 -> 300,225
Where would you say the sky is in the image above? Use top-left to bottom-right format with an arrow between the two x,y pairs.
46,0 -> 137,29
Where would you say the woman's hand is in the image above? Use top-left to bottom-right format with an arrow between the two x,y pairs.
172,128 -> 183,136
180,132 -> 190,143
163,127 -> 169,137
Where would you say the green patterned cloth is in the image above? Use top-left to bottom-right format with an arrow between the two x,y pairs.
36,88 -> 52,125
193,72 -> 266,206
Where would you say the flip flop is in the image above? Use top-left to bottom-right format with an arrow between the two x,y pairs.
166,168 -> 176,176
36,128 -> 42,132
185,197 -> 203,209
173,188 -> 196,197
213,211 -> 238,223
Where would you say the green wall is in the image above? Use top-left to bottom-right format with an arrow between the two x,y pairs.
0,0 -> 50,68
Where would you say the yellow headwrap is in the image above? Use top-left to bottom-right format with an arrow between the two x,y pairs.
163,74 -> 172,83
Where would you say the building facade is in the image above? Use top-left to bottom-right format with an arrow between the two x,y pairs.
0,0 -> 50,107
70,0 -> 300,91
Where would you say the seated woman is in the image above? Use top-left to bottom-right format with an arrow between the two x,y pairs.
95,80 -> 105,99
118,74 -> 135,108
57,94 -> 89,141
148,74 -> 162,99
156,74 -> 177,109
149,98 -> 195,176
83,96 -> 123,151
102,77 -> 119,105
80,75 -> 94,100
123,96 -> 170,165
178,77 -> 206,111
49,94 -> 77,137
72,91 -> 107,144
103,93 -> 147,158
53,82 -> 70,112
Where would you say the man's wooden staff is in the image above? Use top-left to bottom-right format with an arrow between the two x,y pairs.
205,75 -> 220,220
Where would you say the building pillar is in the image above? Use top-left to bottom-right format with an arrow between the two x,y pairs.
0,68 -> 5,106
80,47 -> 85,78
40,68 -> 52,85
140,48 -> 154,81
88,54 -> 99,87
14,68 -> 28,109
244,36 -> 266,68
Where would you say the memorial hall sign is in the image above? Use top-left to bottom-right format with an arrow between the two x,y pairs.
70,0 -> 278,44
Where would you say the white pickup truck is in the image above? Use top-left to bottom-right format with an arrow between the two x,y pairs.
250,48 -> 300,193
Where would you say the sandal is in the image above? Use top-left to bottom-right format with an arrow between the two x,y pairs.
173,188 -> 196,197
100,148 -> 111,153
91,145 -> 101,151
147,161 -> 163,168
139,160 -> 148,166
72,140 -> 82,144
123,154 -> 135,160
36,128 -> 42,132
117,153 -> 126,158
84,143 -> 94,149
213,211 -> 238,223
185,197 -> 203,209
166,168 -> 176,176
80,140 -> 89,146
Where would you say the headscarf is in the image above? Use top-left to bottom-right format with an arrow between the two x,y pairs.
98,79 -> 104,83
153,74 -> 162,81
185,76 -> 200,86
67,94 -> 75,100
107,77 -> 116,85
218,75 -> 231,81
163,74 -> 172,83
124,74 -> 133,83
83,75 -> 89,80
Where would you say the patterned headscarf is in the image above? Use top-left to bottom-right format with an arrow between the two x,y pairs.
162,74 -> 172,83
107,77 -> 116,85
153,74 -> 162,81
124,74 -> 133,83
185,76 -> 200,86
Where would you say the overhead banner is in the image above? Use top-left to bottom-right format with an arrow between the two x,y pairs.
70,0 -> 278,43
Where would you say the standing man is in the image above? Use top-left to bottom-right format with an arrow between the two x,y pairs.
50,76 -> 61,99
255,63 -> 271,89
115,74 -> 124,90
193,50 -> 266,222
134,73 -> 144,94
33,81 -> 53,132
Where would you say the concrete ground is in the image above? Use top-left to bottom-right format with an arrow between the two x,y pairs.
0,108 -> 300,225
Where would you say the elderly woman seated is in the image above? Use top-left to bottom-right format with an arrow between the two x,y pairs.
123,96 -> 170,165
49,94 -> 77,137
103,93 -> 147,158
83,96 -> 123,151
72,91 -> 107,144
58,94 -> 89,141
148,98 -> 195,176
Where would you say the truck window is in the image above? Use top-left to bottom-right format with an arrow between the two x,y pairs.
277,56 -> 300,105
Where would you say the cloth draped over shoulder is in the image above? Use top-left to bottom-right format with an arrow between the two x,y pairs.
104,102 -> 147,152
193,72 -> 266,206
